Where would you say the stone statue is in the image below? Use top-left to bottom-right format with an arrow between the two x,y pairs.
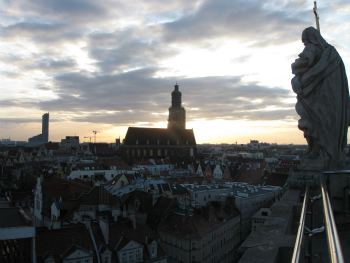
291,27 -> 349,169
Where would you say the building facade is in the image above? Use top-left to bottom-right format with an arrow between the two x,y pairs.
159,200 -> 241,263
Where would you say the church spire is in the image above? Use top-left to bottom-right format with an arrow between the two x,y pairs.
171,83 -> 182,108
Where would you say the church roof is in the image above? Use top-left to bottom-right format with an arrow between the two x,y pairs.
123,127 -> 196,146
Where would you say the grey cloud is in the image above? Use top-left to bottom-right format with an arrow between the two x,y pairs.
0,22 -> 82,43
0,100 -> 38,108
0,70 -> 22,78
30,0 -> 106,16
0,117 -> 41,124
33,68 -> 295,124
242,109 -> 296,121
29,58 -> 77,71
7,0 -> 111,24
0,117 -> 60,124
162,0 -> 307,45
0,0 -> 303,128
71,110 -> 164,126
87,28 -> 174,73
179,77 -> 295,120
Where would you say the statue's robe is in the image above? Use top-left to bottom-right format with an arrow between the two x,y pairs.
292,42 -> 349,165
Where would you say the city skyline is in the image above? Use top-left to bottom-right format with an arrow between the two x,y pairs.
0,0 -> 349,144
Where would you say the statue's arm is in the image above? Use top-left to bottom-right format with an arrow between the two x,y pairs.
292,45 -> 320,96
292,46 -> 315,75
302,45 -> 317,66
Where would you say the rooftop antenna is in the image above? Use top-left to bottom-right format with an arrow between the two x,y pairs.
313,1 -> 320,32
92,130 -> 99,143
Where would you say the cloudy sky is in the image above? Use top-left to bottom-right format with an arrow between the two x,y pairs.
0,0 -> 349,144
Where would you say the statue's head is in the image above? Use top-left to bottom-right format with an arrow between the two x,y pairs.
302,27 -> 328,49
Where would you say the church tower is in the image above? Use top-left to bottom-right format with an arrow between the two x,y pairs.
168,83 -> 186,130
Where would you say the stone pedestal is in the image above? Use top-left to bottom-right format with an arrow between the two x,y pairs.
287,168 -> 321,188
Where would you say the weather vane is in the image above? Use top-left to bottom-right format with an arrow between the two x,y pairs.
313,1 -> 320,32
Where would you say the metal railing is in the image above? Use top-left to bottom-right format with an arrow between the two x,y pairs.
320,179 -> 344,263
291,180 -> 345,263
291,186 -> 309,263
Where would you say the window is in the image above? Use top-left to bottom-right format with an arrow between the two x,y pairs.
121,253 -> 127,263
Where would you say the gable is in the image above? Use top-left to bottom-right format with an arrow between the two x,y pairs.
101,248 -> 112,256
213,165 -> 222,174
44,255 -> 55,263
120,240 -> 143,251
64,247 -> 92,260
196,165 -> 203,174
116,175 -> 129,187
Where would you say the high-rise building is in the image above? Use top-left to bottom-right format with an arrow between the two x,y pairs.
42,113 -> 49,143
168,84 -> 186,130
28,113 -> 49,145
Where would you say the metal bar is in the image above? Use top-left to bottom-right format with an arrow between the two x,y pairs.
321,180 -> 344,263
291,186 -> 309,263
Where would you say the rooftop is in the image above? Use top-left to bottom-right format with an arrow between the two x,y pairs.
124,127 -> 196,146
239,189 -> 301,263
0,208 -> 32,228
